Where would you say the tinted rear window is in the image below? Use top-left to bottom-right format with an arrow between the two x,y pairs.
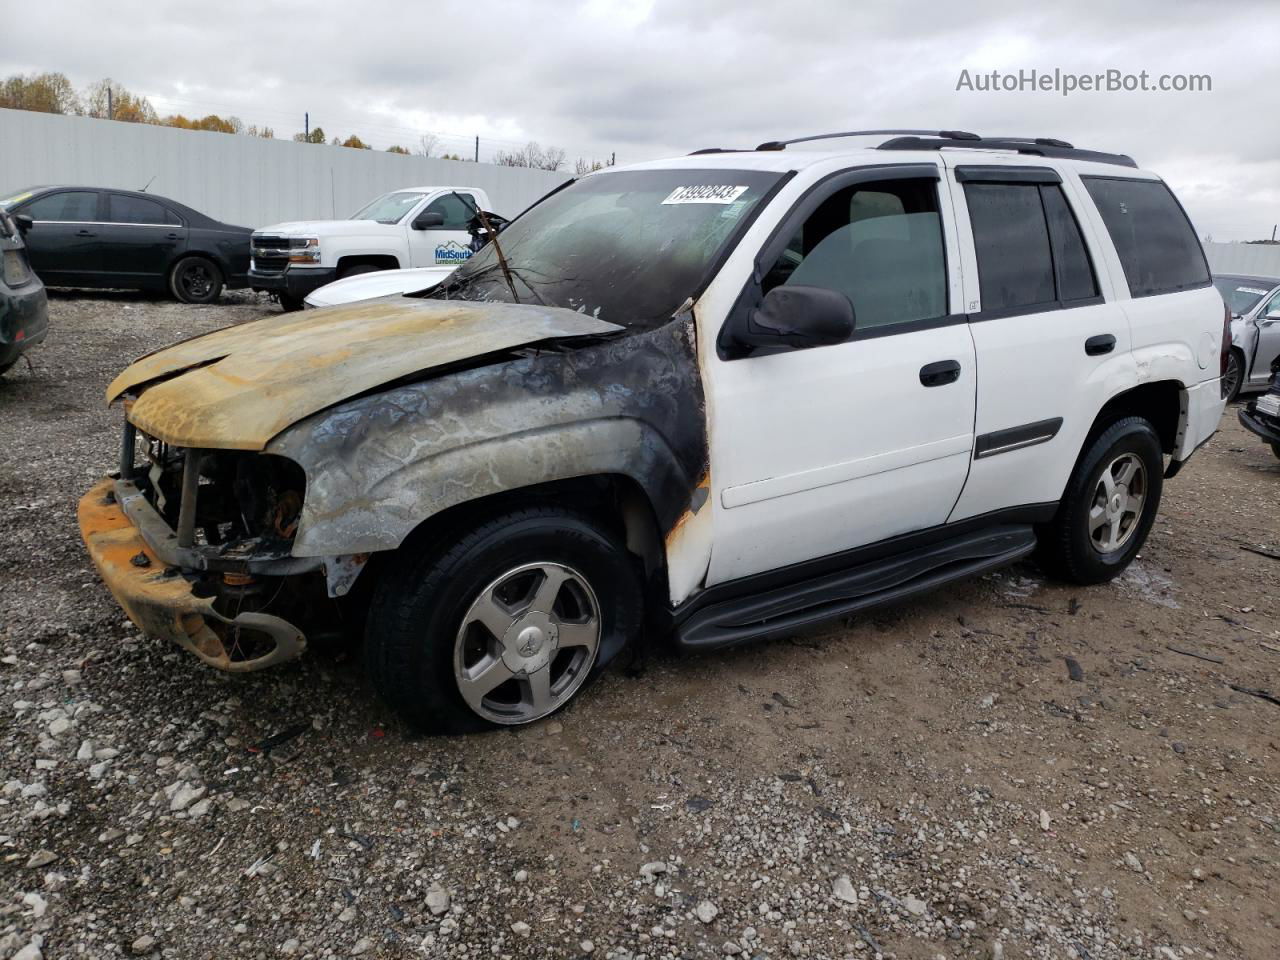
109,194 -> 179,225
1082,177 -> 1209,298
964,183 -> 1056,312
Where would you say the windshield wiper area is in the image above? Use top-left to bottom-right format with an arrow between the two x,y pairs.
451,191 -> 519,304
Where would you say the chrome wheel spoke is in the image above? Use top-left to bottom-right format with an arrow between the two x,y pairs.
457,657 -> 513,710
1113,459 -> 1137,487
525,668 -> 553,713
1123,492 -> 1144,517
557,619 -> 598,648
470,591 -> 516,640
530,565 -> 570,613
1098,469 -> 1116,499
1088,504 -> 1109,533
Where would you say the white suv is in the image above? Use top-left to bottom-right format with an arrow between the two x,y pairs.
84,130 -> 1227,733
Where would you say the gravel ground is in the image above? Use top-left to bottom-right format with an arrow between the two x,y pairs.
1,292 -> 1278,960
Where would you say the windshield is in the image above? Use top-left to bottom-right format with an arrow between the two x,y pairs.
1214,277 -> 1275,316
0,188 -> 38,210
350,191 -> 428,224
429,169 -> 784,325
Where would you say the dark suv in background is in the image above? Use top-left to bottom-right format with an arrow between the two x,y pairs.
0,186 -> 252,304
0,209 -> 48,377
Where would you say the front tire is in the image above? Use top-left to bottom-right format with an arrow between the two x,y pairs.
169,257 -> 224,304
364,506 -> 643,733
1038,417 -> 1164,585
278,294 -> 305,312
1223,349 -> 1244,404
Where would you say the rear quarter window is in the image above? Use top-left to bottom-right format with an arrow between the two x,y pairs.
1082,177 -> 1209,298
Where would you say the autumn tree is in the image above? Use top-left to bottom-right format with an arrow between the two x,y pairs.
292,126 -> 327,144
387,145 -> 410,154
84,78 -> 157,123
0,71 -> 81,114
335,134 -> 370,149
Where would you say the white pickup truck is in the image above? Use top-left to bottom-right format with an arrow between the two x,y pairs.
249,186 -> 498,310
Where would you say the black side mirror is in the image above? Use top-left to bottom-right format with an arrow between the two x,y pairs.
13,214 -> 33,234
412,211 -> 445,231
734,285 -> 855,351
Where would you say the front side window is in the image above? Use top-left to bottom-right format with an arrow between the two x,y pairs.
432,169 -> 783,326
422,193 -> 475,230
22,191 -> 99,222
108,194 -> 178,225
1082,177 -> 1209,298
760,179 -> 948,331
350,191 -> 428,224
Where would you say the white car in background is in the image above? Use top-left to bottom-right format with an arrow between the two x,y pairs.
303,265 -> 455,308
249,186 -> 499,310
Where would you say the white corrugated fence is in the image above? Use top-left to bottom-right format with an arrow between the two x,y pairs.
0,108 -> 570,228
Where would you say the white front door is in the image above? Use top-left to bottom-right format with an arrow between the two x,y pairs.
704,166 -> 977,585
944,161 -> 1132,521
406,191 -> 479,268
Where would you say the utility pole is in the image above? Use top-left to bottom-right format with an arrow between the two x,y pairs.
474,136 -> 479,163
305,112 -> 309,140
107,86 -> 113,120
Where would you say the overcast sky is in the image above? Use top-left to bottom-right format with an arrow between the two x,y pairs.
4,0 -> 1278,239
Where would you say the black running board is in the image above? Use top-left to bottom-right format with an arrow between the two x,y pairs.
674,525 -> 1037,650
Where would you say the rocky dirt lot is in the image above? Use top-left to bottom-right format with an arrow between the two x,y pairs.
1,292 -> 1278,960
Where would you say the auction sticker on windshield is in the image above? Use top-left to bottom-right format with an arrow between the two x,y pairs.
662,185 -> 750,205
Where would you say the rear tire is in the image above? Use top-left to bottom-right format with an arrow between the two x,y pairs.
169,257 -> 224,304
364,506 -> 643,733
1037,417 -> 1164,585
1271,442 -> 1280,460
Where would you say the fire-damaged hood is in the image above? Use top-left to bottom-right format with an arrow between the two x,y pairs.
106,299 -> 623,451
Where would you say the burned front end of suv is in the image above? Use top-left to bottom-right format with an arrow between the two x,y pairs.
80,416 -> 325,670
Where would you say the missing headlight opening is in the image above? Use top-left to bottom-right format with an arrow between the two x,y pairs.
102,417 -> 325,670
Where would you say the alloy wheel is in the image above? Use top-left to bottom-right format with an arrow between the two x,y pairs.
1088,452 -> 1147,554
452,562 -> 600,725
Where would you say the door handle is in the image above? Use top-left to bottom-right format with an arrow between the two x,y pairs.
75,229 -> 97,237
165,232 -> 181,241
920,359 -> 961,387
1085,334 -> 1116,356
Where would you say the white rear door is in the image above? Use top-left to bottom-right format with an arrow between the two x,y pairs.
704,163 -> 977,585
944,160 -> 1132,521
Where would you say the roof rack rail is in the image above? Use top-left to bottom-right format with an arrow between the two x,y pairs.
876,135 -> 1137,168
754,129 -> 979,151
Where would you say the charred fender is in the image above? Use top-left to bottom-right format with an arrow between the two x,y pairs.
269,316 -> 709,561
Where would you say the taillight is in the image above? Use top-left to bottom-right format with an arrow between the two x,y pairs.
1220,302 -> 1231,379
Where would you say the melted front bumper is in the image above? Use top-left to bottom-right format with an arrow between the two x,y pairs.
78,477 -> 307,671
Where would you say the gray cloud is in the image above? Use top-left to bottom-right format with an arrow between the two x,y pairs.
2,0 -> 1276,237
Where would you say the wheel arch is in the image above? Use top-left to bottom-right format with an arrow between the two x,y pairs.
1087,380 -> 1184,456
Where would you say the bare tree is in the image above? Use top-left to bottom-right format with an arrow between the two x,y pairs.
575,157 -> 605,176
495,141 -> 567,171
417,133 -> 439,158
